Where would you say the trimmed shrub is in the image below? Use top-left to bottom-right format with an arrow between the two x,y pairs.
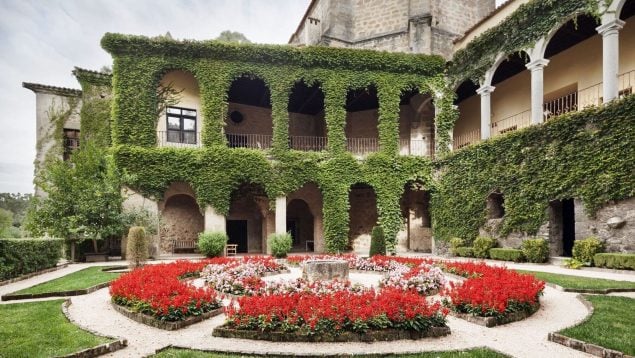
369,226 -> 386,257
473,236 -> 496,258
454,247 -> 474,257
268,232 -> 293,258
449,237 -> 465,256
489,248 -> 525,262
197,231 -> 228,257
0,238 -> 63,281
593,253 -> 635,270
521,238 -> 549,263
572,237 -> 604,265
126,226 -> 148,268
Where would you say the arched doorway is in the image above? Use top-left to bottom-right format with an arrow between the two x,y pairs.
348,183 -> 378,253
288,80 -> 327,151
489,51 -> 531,136
227,183 -> 269,253
399,88 -> 435,157
453,79 -> 481,149
399,182 -> 431,252
345,85 -> 379,156
287,199 -> 314,252
160,194 -> 204,254
225,75 -> 273,149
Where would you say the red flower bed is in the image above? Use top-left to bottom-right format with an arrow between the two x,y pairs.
110,260 -> 222,321
442,262 -> 545,317
225,288 -> 448,334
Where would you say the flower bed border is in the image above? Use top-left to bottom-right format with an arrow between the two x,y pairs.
61,299 -> 128,358
111,302 -> 224,331
544,282 -> 635,294
448,303 -> 540,328
212,325 -> 451,342
1,266 -> 127,301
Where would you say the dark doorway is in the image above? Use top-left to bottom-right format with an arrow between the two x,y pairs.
227,220 -> 248,253
562,198 -> 575,257
287,219 -> 298,244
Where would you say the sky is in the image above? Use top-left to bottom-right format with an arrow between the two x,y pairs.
0,0 -> 505,194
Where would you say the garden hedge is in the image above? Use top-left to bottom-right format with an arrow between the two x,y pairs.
593,253 -> 635,270
489,248 -> 525,263
0,238 -> 64,281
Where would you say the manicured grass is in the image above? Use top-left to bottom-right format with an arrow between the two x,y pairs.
515,270 -> 635,290
152,348 -> 508,358
559,295 -> 635,355
13,266 -> 121,295
0,299 -> 112,357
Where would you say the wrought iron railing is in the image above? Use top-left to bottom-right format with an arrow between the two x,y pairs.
289,136 -> 327,151
618,70 -> 634,98
346,137 -> 379,156
491,110 -> 531,136
156,131 -> 202,148
453,129 -> 481,150
544,91 -> 578,121
226,133 -> 273,149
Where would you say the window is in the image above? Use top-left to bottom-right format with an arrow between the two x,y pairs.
166,106 -> 197,144
63,129 -> 80,161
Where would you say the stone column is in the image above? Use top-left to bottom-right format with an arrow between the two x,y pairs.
476,85 -> 495,140
275,196 -> 287,234
526,59 -> 549,124
596,19 -> 625,102
204,206 -> 226,232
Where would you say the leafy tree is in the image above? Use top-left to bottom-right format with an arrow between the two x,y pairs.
0,193 -> 32,226
214,30 -> 251,44
0,209 -> 12,233
25,142 -> 125,252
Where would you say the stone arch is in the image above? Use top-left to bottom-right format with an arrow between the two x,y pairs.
399,87 -> 435,157
227,182 -> 270,253
287,80 -> 327,151
398,181 -> 432,253
156,69 -> 202,146
225,74 -> 273,149
617,0 -> 634,19
453,79 -> 481,149
348,183 -> 378,254
287,182 -> 324,252
158,182 -> 204,255
345,84 -> 379,156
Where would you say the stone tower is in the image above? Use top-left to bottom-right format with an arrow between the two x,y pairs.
288,0 -> 495,58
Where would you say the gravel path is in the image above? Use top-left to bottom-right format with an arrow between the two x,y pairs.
6,258 -> 632,357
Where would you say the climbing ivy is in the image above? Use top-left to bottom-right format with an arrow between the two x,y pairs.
102,34 -> 448,253
74,68 -> 113,148
432,95 -> 635,243
448,0 -> 599,85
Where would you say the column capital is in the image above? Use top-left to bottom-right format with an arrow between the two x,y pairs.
476,85 -> 495,95
596,19 -> 625,36
526,58 -> 550,71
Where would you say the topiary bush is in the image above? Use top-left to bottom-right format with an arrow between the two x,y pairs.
454,247 -> 474,258
572,237 -> 604,265
369,226 -> 386,257
473,236 -> 496,259
489,248 -> 525,262
197,231 -> 228,257
593,253 -> 635,270
449,237 -> 465,256
268,232 -> 293,258
521,238 -> 549,263
0,238 -> 63,280
126,226 -> 148,268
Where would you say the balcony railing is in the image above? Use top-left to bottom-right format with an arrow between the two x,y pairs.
491,110 -> 530,136
399,139 -> 433,157
453,128 -> 481,150
157,131 -> 202,148
544,91 -> 578,121
347,137 -> 379,156
618,70 -> 634,98
226,133 -> 272,149
289,136 -> 327,151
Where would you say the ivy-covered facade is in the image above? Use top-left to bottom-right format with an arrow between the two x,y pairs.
27,0 -> 635,256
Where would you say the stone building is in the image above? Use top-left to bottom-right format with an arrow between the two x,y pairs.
25,0 -> 635,258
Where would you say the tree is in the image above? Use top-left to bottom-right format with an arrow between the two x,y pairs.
214,30 -> 251,44
25,141 -> 125,252
0,193 -> 32,226
0,209 -> 12,233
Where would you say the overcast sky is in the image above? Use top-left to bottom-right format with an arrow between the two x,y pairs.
0,0 -> 504,194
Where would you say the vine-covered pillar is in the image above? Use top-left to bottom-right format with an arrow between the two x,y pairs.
596,18 -> 625,102
270,80 -> 292,155
323,80 -> 347,154
377,82 -> 400,156
477,85 -> 495,140
198,64 -> 230,147
526,59 -> 549,125
275,196 -> 287,234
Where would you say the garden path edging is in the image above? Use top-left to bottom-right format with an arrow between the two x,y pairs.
448,304 -> 540,328
60,299 -> 128,358
0,263 -> 68,287
544,282 -> 635,294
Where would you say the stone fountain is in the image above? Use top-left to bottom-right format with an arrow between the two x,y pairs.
302,259 -> 349,282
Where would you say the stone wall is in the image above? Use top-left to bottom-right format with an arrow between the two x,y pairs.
160,194 -> 204,254
287,182 -> 324,252
349,185 -> 378,254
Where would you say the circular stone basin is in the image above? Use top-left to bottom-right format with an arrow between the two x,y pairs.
302,260 -> 349,282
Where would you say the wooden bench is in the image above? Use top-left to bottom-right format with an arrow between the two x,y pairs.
225,244 -> 238,256
172,239 -> 197,253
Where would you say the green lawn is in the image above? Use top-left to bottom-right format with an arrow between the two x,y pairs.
559,295 -> 635,355
152,348 -> 508,358
0,299 -> 113,357
12,266 -> 121,295
516,270 -> 635,291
